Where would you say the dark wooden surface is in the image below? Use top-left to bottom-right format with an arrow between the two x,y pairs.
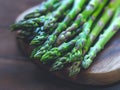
0,0 -> 120,89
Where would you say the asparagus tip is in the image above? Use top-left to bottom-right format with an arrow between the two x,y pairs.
41,52 -> 51,62
30,39 -> 37,45
34,51 -> 43,59
30,50 -> 37,58
44,16 -> 56,30
50,61 -> 64,71
82,56 -> 92,69
41,48 -> 61,62
68,61 -> 81,77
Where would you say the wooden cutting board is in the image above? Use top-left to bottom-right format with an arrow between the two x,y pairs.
16,5 -> 120,86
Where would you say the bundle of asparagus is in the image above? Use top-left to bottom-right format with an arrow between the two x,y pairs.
11,0 -> 120,77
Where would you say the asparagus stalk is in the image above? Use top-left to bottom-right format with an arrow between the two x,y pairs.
30,10 -> 71,45
41,36 -> 79,63
11,0 -> 61,40
83,0 -> 120,54
11,0 -> 73,32
11,16 -> 49,41
30,0 -> 87,46
82,7 -> 120,69
15,26 -> 45,42
16,9 -> 71,41
69,0 -> 120,77
30,28 -> 48,45
24,0 -> 61,19
33,0 -> 87,58
37,0 -> 87,40
11,0 -> 73,41
55,0 -> 101,46
41,0 -> 74,33
51,0 -> 108,71
51,20 -> 93,71
11,16 -> 48,31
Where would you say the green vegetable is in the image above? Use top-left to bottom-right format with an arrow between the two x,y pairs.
30,10 -> 71,46
41,36 -> 79,63
30,28 -> 48,45
55,0 -> 101,46
11,0 -> 120,77
82,7 -> 120,69
33,0 -> 86,59
69,0 -> 120,77
51,0 -> 108,71
41,0 -> 74,33
24,0 -> 61,19
11,0 -> 72,41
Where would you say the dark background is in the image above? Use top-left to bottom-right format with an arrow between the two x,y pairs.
0,0 -> 120,89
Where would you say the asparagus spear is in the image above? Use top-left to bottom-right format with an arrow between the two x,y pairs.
41,0 -> 74,33
11,16 -> 48,31
11,1 -> 72,40
51,0 -> 108,71
33,0 -> 87,58
50,21 -> 94,71
30,28 -> 48,45
41,36 -> 79,63
55,0 -> 101,46
24,0 -> 61,19
82,7 -> 120,69
69,0 -> 120,77
37,0 -> 59,13
83,0 -> 120,54
37,0 -> 87,39
11,0 -> 73,32
30,0 -> 87,46
16,9 -> 71,41
30,10 -> 71,45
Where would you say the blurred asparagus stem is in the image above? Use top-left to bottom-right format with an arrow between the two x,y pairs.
24,0 -> 61,19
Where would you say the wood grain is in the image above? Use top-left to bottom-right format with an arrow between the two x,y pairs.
16,5 -> 120,85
